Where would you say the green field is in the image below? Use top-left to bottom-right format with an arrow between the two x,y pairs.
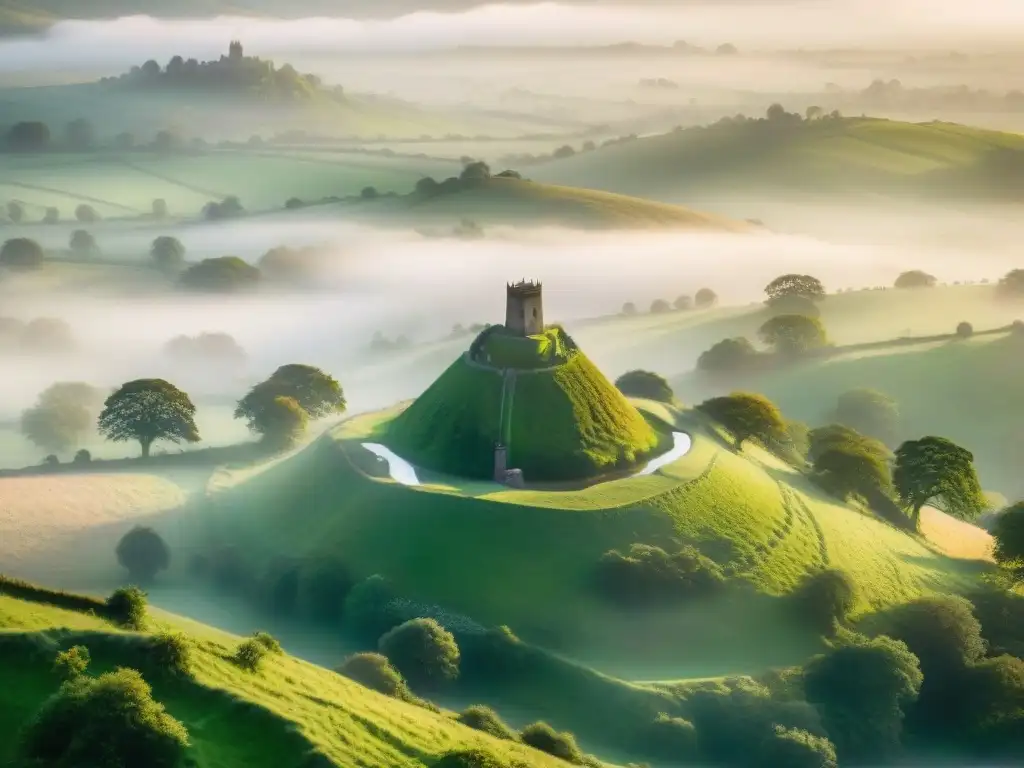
0,590 -> 573,768
203,401 -> 986,679
386,332 -> 662,481
534,117 -> 1024,200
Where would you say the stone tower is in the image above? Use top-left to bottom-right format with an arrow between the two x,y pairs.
505,279 -> 544,336
229,40 -> 244,61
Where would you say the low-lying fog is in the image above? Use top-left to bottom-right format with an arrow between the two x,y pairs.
4,219 -> 1024,429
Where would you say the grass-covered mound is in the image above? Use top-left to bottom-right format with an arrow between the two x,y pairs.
536,117 -> 1024,200
386,327 -> 662,481
0,587 -> 570,768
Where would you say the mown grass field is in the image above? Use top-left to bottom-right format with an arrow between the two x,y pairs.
204,399 -> 987,678
534,117 -> 1024,199
0,592 -> 573,768
387,342 -> 660,481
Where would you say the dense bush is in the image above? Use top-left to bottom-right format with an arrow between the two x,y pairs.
17,668 -> 189,768
434,749 -> 507,768
298,556 -> 355,621
53,645 -> 90,681
337,652 -> 408,698
0,237 -> 45,271
993,503 -> 1024,577
251,631 -> 283,655
697,336 -> 758,373
803,634 -> 923,762
106,586 -> 147,630
613,370 -> 674,403
378,617 -> 460,689
519,721 -> 584,764
74,204 -> 99,223
343,575 -> 401,640
756,725 -> 838,768
595,544 -> 725,606
790,568 -> 857,635
146,632 -> 193,677
232,638 -> 268,672
895,270 -> 937,289
179,256 -> 260,293
694,287 -> 717,308
116,526 -> 171,583
457,705 -> 518,741
956,321 -> 974,338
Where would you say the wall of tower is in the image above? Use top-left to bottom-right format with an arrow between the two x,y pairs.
505,285 -> 544,336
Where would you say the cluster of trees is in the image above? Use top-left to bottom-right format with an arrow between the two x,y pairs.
164,332 -> 247,370
3,119 -> 191,155
0,316 -> 75,357
107,42 -> 331,102
411,161 -> 523,200
614,370 -> 675,403
622,288 -> 717,317
179,255 -> 260,293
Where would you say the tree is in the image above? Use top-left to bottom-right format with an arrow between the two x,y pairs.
993,503 -> 1024,576
19,382 -> 102,454
235,364 -> 345,429
43,207 -> 59,224
695,287 -> 718,308
460,161 -> 491,183
765,273 -> 826,304
415,176 -> 439,195
337,653 -> 410,698
0,237 -> 44,271
75,204 -> 99,223
16,668 -> 189,768
7,201 -> 24,222
673,294 -> 692,311
813,445 -> 893,501
116,526 -> 171,582
803,635 -> 923,762
7,121 -> 50,151
202,196 -> 244,221
114,131 -> 135,150
22,318 -> 75,354
893,436 -> 987,528
179,256 -> 260,293
808,423 -> 889,464
614,370 -> 674,403
895,270 -> 937,289
150,236 -> 186,271
378,618 -> 460,689
759,726 -> 837,768
956,321 -> 973,338
65,118 -> 95,150
164,332 -> 246,368
697,392 -> 787,449
360,186 -> 379,200
697,336 -> 758,373
765,293 -> 821,318
622,302 -> 637,315
69,229 -> 96,257
996,269 -> 1024,299
805,105 -> 825,120
98,379 -> 200,458
650,298 -> 671,314
833,388 -> 899,446
758,314 -> 827,355
152,198 -> 168,219
249,395 -> 307,449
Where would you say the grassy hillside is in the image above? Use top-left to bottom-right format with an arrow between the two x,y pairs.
0,588 -> 573,768
357,176 -> 752,230
386,331 -> 662,481
203,402 -> 985,678
534,117 -> 1024,200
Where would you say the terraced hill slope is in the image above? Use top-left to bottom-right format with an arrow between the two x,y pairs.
534,117 -> 1024,200
386,327 -> 663,481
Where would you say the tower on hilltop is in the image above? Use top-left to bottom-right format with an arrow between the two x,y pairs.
505,279 -> 544,336
229,40 -> 244,61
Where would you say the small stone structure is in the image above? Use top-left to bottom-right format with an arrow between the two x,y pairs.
505,279 -> 544,336
494,443 -> 525,487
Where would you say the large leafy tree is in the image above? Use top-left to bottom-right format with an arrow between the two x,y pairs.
813,445 -> 893,502
150,236 -> 185,271
98,379 -> 200,458
833,388 -> 899,446
697,336 -> 758,373
696,392 -> 786,449
808,424 -> 889,464
759,314 -> 828,356
179,256 -> 259,293
614,370 -> 674,403
894,270 -> 936,289
765,273 -> 826,303
893,436 -> 987,528
0,237 -> 44,271
116,526 -> 171,583
20,382 -> 103,454
236,364 -> 345,424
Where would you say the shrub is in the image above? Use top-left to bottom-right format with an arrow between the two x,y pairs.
614,370 -> 674,403
993,503 -> 1024,576
757,725 -> 838,768
53,645 -> 90,681
344,574 -> 400,641
519,721 -> 584,764
105,586 -> 147,630
72,448 -> 91,464
233,638 -> 268,672
146,632 -> 192,677
378,617 -> 460,689
458,705 -> 518,741
673,294 -> 692,311
299,556 -> 354,621
251,631 -> 282,655
649,298 -> 671,314
790,568 -> 857,634
694,287 -> 717,308
75,203 -> 99,223
621,302 -> 637,315
895,270 -> 937,289
595,544 -> 725,606
179,256 -> 260,293
697,336 -> 758,373
956,321 -> 974,338
643,713 -> 698,761
116,526 -> 171,583
43,454 -> 59,466
17,668 -> 189,768
0,237 -> 45,271
434,749 -> 507,768
337,652 -> 408,697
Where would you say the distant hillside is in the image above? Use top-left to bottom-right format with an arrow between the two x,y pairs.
343,176 -> 753,230
534,117 -> 1024,200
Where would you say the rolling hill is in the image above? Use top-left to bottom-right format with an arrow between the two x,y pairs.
533,117 -> 1024,201
0,583 -> 574,768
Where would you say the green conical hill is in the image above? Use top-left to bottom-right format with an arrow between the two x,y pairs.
386,327 -> 663,481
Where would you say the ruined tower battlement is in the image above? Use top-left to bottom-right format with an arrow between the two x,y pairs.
505,279 -> 544,336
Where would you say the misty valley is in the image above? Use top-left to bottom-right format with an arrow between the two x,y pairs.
2,3 -> 1024,768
